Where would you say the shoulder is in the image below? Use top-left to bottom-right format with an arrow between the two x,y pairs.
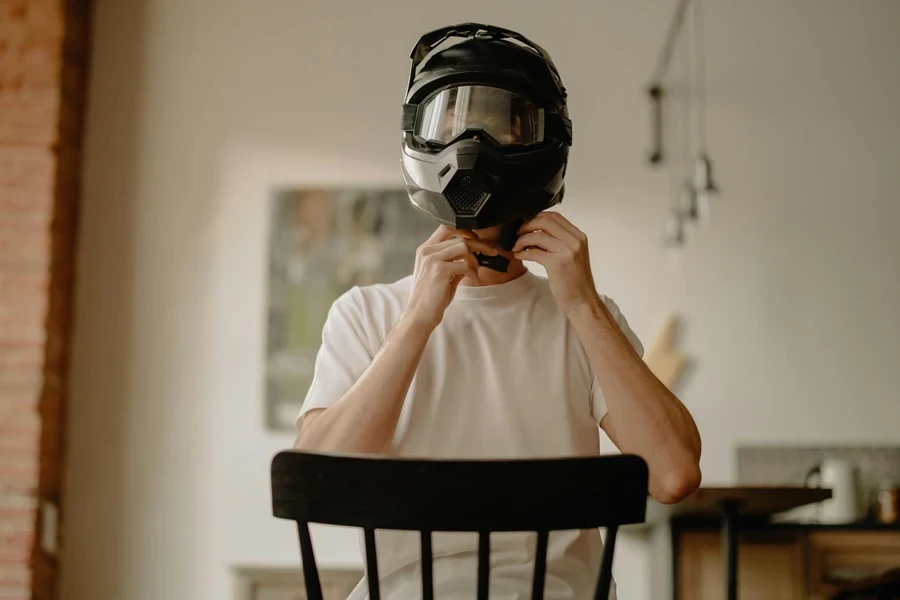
331,276 -> 413,309
328,276 -> 412,340
356,275 -> 414,302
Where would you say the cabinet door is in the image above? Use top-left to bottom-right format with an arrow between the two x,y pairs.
234,567 -> 363,600
678,531 -> 805,600
807,531 -> 900,600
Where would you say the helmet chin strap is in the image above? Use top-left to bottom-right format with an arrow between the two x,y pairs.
474,217 -> 524,273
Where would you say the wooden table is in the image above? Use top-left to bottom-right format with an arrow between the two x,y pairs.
662,487 -> 832,600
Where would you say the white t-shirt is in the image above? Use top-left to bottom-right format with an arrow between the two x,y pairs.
298,270 -> 642,600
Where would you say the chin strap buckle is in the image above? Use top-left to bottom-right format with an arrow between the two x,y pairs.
475,253 -> 510,273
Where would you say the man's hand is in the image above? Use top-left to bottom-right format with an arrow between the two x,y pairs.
404,226 -> 500,329
512,212 -> 601,316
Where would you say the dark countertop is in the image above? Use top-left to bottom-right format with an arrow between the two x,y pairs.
626,486 -> 900,533
630,486 -> 831,531
670,515 -> 900,532
668,486 -> 832,517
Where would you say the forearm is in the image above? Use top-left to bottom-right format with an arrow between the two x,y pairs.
569,299 -> 701,503
294,316 -> 433,454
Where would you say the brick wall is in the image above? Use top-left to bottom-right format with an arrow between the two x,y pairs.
0,1 -> 91,599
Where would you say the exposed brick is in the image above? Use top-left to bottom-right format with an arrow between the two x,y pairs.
0,266 -> 49,295
0,324 -> 46,347
0,295 -> 48,317
0,587 -> 30,600
0,1 -> 64,91
0,208 -> 52,230
0,45 -> 61,90
0,546 -> 32,565
0,388 -> 39,414
0,147 -> 55,190
0,88 -> 59,146
1,2 -> 91,598
0,339 -> 44,367
0,187 -> 53,214
0,223 -> 51,265
0,391 -> 39,421
0,511 -> 35,534
0,492 -> 35,512
0,564 -> 30,587
0,458 -> 38,490
0,531 -> 32,553
0,1 -> 28,21
0,367 -> 40,389
0,209 -> 51,231
0,434 -> 39,456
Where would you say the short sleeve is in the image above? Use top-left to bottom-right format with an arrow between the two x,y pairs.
296,287 -> 375,432
590,296 -> 644,423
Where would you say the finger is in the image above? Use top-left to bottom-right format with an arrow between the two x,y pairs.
462,249 -> 481,278
433,238 -> 498,261
421,236 -> 468,257
461,238 -> 500,256
443,259 -> 479,283
514,247 -> 552,266
447,227 -> 477,240
426,226 -> 476,245
417,238 -> 461,257
481,244 -> 517,260
424,225 -> 453,245
512,231 -> 567,254
542,211 -> 585,239
518,213 -> 579,246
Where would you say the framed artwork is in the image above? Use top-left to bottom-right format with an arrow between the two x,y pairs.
265,187 -> 434,430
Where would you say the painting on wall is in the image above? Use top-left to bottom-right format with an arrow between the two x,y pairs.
265,187 -> 434,431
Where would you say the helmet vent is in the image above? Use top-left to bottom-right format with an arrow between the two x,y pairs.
445,173 -> 490,215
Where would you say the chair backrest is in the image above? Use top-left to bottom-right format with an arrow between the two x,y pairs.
271,451 -> 649,600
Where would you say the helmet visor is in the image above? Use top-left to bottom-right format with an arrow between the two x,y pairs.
415,85 -> 545,147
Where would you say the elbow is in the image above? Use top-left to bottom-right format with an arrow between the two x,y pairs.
656,460 -> 702,505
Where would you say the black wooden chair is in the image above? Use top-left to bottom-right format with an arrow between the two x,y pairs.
271,451 -> 649,600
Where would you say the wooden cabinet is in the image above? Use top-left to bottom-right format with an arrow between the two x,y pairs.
678,531 -> 805,600
807,532 -> 900,600
676,528 -> 900,600
233,566 -> 363,600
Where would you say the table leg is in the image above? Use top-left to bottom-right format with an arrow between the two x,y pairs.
721,501 -> 740,600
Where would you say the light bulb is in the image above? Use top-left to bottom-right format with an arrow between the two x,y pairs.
695,189 -> 711,225
680,181 -> 700,221
662,209 -> 686,248
693,152 -> 719,196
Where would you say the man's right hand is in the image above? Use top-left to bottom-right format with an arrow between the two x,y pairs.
296,226 -> 499,454
403,226 -> 499,329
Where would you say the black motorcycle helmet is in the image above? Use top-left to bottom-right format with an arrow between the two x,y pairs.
400,23 -> 573,270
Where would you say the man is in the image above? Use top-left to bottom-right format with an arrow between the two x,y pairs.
294,23 -> 701,599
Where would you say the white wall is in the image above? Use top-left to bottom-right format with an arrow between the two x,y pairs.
62,1 -> 900,599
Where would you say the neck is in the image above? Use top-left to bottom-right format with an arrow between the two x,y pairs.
460,258 -> 529,287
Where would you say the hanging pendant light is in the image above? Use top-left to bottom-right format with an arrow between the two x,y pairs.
693,152 -> 718,195
692,0 -> 720,207
692,153 -> 716,226
662,208 -> 686,248
680,180 -> 701,221
648,0 -> 722,248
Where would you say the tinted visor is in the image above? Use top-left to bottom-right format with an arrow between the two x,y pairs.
415,85 -> 545,146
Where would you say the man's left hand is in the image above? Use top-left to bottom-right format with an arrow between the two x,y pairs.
512,212 -> 602,316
